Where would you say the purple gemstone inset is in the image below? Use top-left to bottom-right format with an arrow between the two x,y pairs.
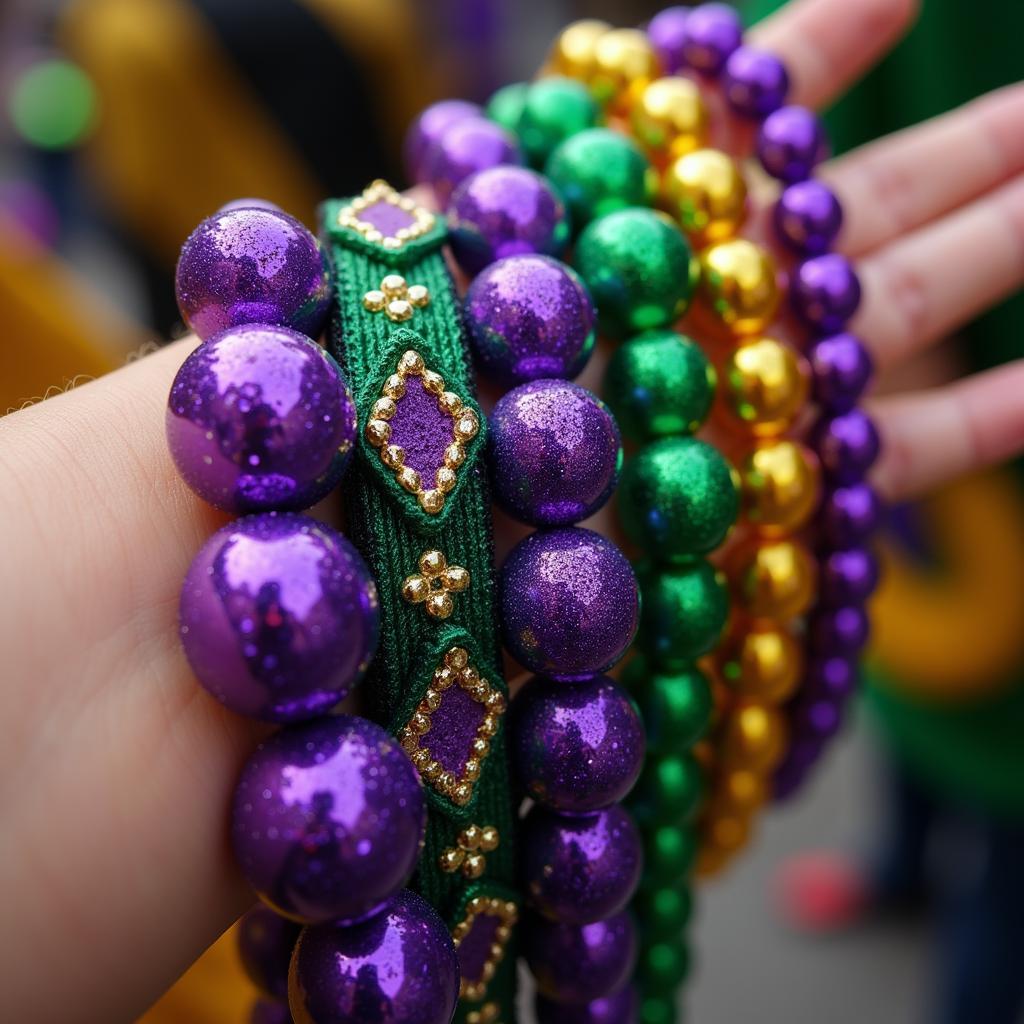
389,376 -> 456,480
360,199 -> 418,238
427,683 -> 488,776
457,913 -> 501,985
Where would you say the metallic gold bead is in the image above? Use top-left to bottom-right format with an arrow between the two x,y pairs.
479,715 -> 498,738
740,440 -> 821,535
463,852 -> 486,879
460,825 -> 483,849
436,466 -> 457,493
445,647 -> 469,670
381,274 -> 407,297
461,665 -> 480,687
455,410 -> 479,439
382,373 -> 406,400
717,769 -> 767,817
442,565 -> 470,591
438,770 -> 457,792
407,284 -> 430,307
718,625 -> 803,704
729,538 -> 818,621
440,847 -> 465,873
398,350 -> 424,375
592,28 -> 658,109
362,289 -> 387,312
423,688 -> 442,711
427,592 -> 454,619
372,397 -> 397,421
632,77 -> 708,162
720,701 -> 787,772
421,369 -> 445,395
440,391 -> 464,416
444,442 -> 466,468
399,728 -> 417,753
386,299 -> 414,322
381,444 -> 405,469
411,749 -> 430,770
663,148 -> 746,247
409,712 -> 431,736
480,826 -> 499,852
434,666 -> 455,690
419,489 -> 445,513
697,239 -> 780,337
471,737 -> 490,758
419,549 -> 446,575
463,758 -> 481,782
486,691 -> 505,713
722,337 -> 809,435
365,419 -> 390,447
402,576 -> 430,603
397,466 -> 421,492
452,782 -> 473,805
422,760 -> 442,781
706,810 -> 751,853
548,18 -> 611,80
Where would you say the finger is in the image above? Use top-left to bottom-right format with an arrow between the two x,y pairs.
749,0 -> 917,111
871,360 -> 1024,502
826,85 -> 1024,257
852,176 -> 1024,371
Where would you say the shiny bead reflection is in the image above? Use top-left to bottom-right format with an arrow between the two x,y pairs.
740,440 -> 820,534
729,538 -> 817,621
718,625 -> 804,703
663,149 -> 746,247
722,337 -> 809,435
631,77 -> 709,162
591,29 -> 659,109
548,19 -> 611,81
720,701 -> 787,771
697,239 -> 780,337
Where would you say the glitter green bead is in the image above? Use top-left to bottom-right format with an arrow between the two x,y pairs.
632,885 -> 693,939
643,823 -> 699,888
636,936 -> 691,995
517,76 -> 600,167
639,994 -> 677,1024
620,437 -> 738,560
604,330 -> 716,442
486,81 -> 529,133
547,129 -> 655,232
574,207 -> 693,339
625,657 -> 713,753
629,753 -> 703,828
639,559 -> 730,671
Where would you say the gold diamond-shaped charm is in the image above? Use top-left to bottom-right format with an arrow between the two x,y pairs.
452,895 -> 518,1002
337,179 -> 436,252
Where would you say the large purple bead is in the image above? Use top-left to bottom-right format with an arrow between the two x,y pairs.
820,547 -> 880,607
447,165 -> 569,276
804,655 -> 859,702
238,905 -> 302,1001
722,47 -> 789,118
509,675 -> 645,812
791,253 -> 862,333
813,409 -> 880,484
180,513 -> 379,722
757,105 -> 828,183
423,117 -> 522,204
500,528 -> 639,678
167,326 -> 357,513
525,910 -> 637,1005
232,716 -> 426,924
774,180 -> 842,255
403,98 -> 482,183
809,332 -> 873,412
647,8 -> 689,73
522,804 -> 642,924
680,3 -> 743,75
175,208 -> 330,341
536,985 -> 638,1024
465,254 -> 596,386
288,889 -> 459,1024
490,380 -> 622,526
821,482 -> 882,547
808,605 -> 870,655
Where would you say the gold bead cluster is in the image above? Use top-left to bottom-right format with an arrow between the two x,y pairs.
439,824 -> 499,879
399,646 -> 505,806
466,1003 -> 499,1024
452,896 -> 517,1001
363,273 -> 430,323
402,549 -> 470,620
365,349 -> 480,515
336,179 -> 434,251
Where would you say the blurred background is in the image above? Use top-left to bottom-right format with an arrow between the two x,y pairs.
1,1 -> 1022,1022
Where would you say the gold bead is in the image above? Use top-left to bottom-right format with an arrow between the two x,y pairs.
362,289 -> 386,312
485,691 -> 505,713
741,440 -> 821,535
471,737 -> 490,758
663,148 -> 746,246
479,715 -> 498,738
434,666 -> 455,690
722,337 -> 809,435
632,77 -> 709,162
463,852 -> 486,879
452,782 -> 473,805
402,576 -> 430,603
419,549 -> 446,576
461,665 -> 480,687
381,444 -> 405,469
398,350 -> 424,375
382,373 -> 406,400
463,758 -> 481,781
719,624 -> 804,704
592,28 -> 658,109
381,274 -> 407,297
547,18 -> 610,80
421,369 -> 445,395
397,466 -> 421,492
479,825 -> 499,851
444,443 -> 466,468
422,760 -> 442,781
409,712 -> 431,736
717,769 -> 767,816
436,466 -> 458,493
427,592 -> 454,619
372,397 -> 396,420
439,391 -> 464,416
440,847 -> 466,872
365,419 -> 390,447
705,809 -> 751,853
386,299 -> 414,322
445,647 -> 469,670
442,565 -> 470,591
438,770 -> 457,792
460,825 -> 483,849
721,701 -> 787,772
407,284 -> 430,307
455,410 -> 479,440
419,489 -> 445,513
697,239 -> 780,337
423,688 -> 442,711
729,538 -> 818,621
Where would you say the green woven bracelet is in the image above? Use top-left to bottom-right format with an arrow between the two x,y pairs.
320,181 -> 517,1024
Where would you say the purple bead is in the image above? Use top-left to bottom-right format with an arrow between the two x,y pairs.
509,675 -> 645,812
757,105 -> 828,183
809,332 -> 873,412
238,905 -> 302,1001
403,99 -> 483,184
820,547 -> 880,607
167,326 -> 357,513
490,381 -> 621,526
179,513 -> 379,722
722,47 -> 789,118
813,409 -> 881,484
447,165 -> 569,276
808,605 -> 870,656
791,253 -> 862,332
525,910 -> 637,1005
232,716 -> 426,924
772,734 -> 824,800
175,208 -> 330,341
500,528 -> 639,678
522,804 -> 642,924
680,3 -> 743,75
423,117 -> 522,204
804,655 -> 859,702
288,889 -> 459,1024
821,483 -> 882,547
465,254 -> 596,386
792,694 -> 844,740
774,180 -> 843,255
536,985 -> 638,1024
647,7 -> 690,73
219,197 -> 284,214
251,999 -> 293,1024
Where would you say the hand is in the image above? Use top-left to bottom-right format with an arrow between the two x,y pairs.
1,0 -> 1023,1021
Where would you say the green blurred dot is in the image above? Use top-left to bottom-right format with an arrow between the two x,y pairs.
518,76 -> 600,168
637,935 -> 692,995
9,59 -> 97,150
624,656 -> 713,753
642,823 -> 699,888
486,81 -> 529,134
632,885 -> 694,939
628,752 -> 704,828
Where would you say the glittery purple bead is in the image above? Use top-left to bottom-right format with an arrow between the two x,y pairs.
808,605 -> 870,656
821,483 -> 882,547
791,253 -> 861,333
288,889 -> 459,1024
251,999 -> 293,1024
820,547 -> 880,607
180,513 -> 379,722
792,693 -> 844,740
647,7 -> 690,73
465,254 -> 596,386
167,326 -> 357,513
509,675 -> 645,812
809,332 -> 873,413
722,46 -> 789,118
804,655 -> 859,702
773,180 -> 842,255
423,117 -> 523,204
238,905 -> 302,1001
175,208 -> 330,341
757,105 -> 828,183
403,99 -> 483,184
525,910 -> 637,1005
500,528 -> 639,678
232,716 -> 426,924
680,3 -> 743,75
447,165 -> 569,275
219,197 -> 284,214
490,380 -> 621,526
813,409 -> 881,484
522,804 -> 642,925
536,985 -> 638,1024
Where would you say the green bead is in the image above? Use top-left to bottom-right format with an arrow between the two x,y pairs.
620,437 -> 739,560
639,994 -> 678,1024
638,559 -> 730,670
629,753 -> 704,828
603,330 -> 716,442
485,81 -> 529,134
643,823 -> 699,888
517,77 -> 600,167
574,208 -> 693,339
547,129 -> 655,232
633,885 -> 694,939
625,656 -> 713,753
637,935 -> 691,995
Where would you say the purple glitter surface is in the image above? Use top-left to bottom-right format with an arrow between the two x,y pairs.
388,377 -> 455,480
424,684 -> 486,776
360,200 -> 418,237
457,912 -> 502,984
